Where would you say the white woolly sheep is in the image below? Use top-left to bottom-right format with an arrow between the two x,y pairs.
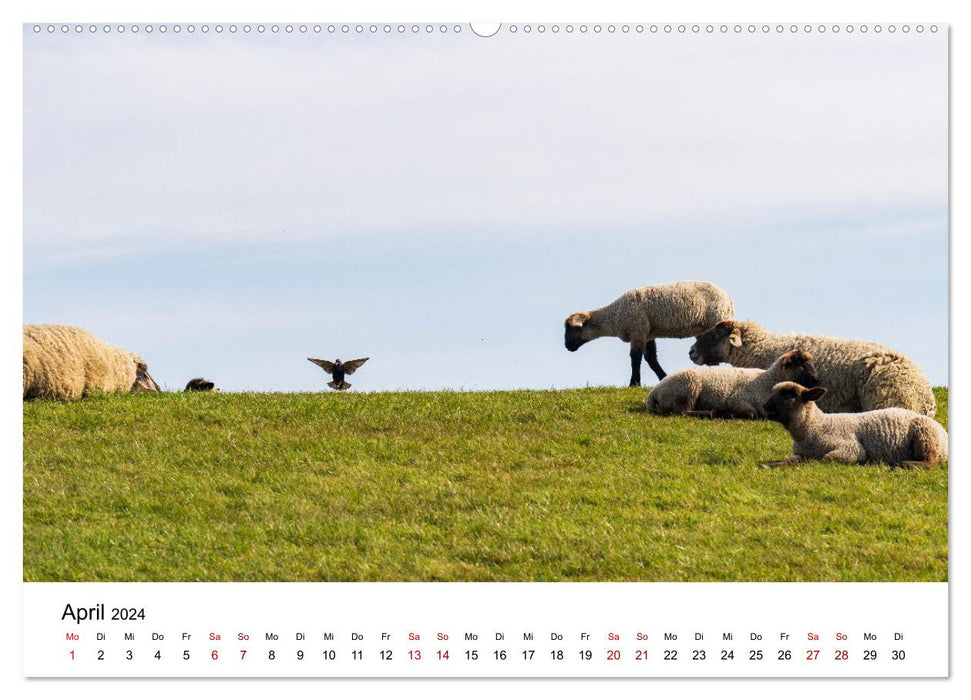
761,381 -> 948,469
23,324 -> 160,401
564,280 -> 735,386
646,350 -> 819,419
688,320 -> 936,417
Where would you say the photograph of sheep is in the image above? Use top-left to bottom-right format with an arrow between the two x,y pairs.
23,25 -> 947,582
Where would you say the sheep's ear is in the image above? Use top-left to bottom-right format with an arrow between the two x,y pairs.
801,386 -> 827,403
567,312 -> 589,328
728,329 -> 742,347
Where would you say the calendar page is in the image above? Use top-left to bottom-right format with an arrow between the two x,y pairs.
21,15 -> 949,683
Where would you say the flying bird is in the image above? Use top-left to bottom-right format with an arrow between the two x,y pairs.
307,357 -> 369,391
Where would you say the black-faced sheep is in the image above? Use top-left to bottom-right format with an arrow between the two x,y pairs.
688,320 -> 936,416
646,350 -> 818,419
185,378 -> 219,392
564,281 -> 735,387
23,324 -> 160,400
760,382 -> 948,469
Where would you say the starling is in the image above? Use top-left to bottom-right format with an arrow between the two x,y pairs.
307,357 -> 369,390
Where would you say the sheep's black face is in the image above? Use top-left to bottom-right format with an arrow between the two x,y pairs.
564,313 -> 590,352
763,383 -> 802,424
689,321 -> 736,366
780,351 -> 819,388
565,328 -> 585,351
764,382 -> 827,424
185,378 -> 218,392
132,363 -> 160,392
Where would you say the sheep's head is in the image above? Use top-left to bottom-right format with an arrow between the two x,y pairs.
777,350 -> 819,388
763,381 -> 827,425
185,378 -> 219,392
689,320 -> 741,365
131,357 -> 160,392
564,311 -> 597,351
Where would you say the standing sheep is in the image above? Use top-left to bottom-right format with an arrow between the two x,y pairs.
23,324 -> 160,400
688,320 -> 936,416
564,281 -> 734,386
646,350 -> 818,419
760,382 -> 948,469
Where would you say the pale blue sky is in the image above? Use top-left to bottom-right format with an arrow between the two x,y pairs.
24,26 -> 948,390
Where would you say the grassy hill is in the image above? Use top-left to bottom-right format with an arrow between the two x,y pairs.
23,387 -> 948,582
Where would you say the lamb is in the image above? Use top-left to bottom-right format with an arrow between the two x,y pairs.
564,281 -> 735,386
760,381 -> 948,469
688,320 -> 936,416
23,324 -> 160,400
646,350 -> 818,419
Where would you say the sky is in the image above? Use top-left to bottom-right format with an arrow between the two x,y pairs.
23,25 -> 948,391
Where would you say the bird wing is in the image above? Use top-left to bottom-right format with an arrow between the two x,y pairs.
342,357 -> 369,375
307,358 -> 336,374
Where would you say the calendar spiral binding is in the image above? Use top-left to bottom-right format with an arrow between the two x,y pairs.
29,23 -> 942,37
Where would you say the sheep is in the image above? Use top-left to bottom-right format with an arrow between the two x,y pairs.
646,350 -> 818,419
564,281 -> 735,387
23,324 -> 160,400
688,320 -> 936,417
185,378 -> 219,392
760,381 -> 948,469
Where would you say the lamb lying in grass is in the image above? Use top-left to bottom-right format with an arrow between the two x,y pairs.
761,381 -> 948,469
646,350 -> 818,419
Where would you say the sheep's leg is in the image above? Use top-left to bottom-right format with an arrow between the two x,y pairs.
820,447 -> 861,464
629,345 -> 643,387
907,422 -> 945,466
723,401 -> 757,420
686,410 -> 717,419
644,340 -> 666,380
759,456 -> 801,469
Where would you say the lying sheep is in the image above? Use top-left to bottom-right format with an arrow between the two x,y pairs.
23,324 -> 160,400
185,378 -> 219,392
688,320 -> 936,416
761,381 -> 948,469
564,281 -> 735,386
646,350 -> 818,419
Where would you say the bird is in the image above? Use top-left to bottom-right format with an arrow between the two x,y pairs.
307,357 -> 369,390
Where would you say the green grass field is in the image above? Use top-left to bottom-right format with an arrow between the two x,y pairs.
23,387 -> 948,582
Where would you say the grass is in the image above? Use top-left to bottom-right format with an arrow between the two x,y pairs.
23,387 -> 948,582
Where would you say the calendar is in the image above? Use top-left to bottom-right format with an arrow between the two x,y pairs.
23,584 -> 948,677
21,17 -> 950,683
